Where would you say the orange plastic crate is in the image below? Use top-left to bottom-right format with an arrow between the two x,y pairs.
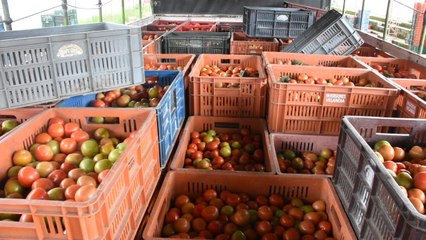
266,65 -> 399,135
0,102 -> 58,140
0,108 -> 161,240
353,57 -> 426,79
144,54 -> 196,89
230,32 -> 279,55
391,78 -> 426,118
262,52 -> 368,68
142,31 -> 164,54
169,116 -> 276,174
189,54 -> 267,117
351,46 -> 394,58
270,133 -> 338,176
142,171 -> 357,239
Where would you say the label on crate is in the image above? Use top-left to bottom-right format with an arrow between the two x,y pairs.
364,164 -> 374,188
276,15 -> 289,22
325,93 -> 346,104
57,44 -> 84,58
405,100 -> 416,116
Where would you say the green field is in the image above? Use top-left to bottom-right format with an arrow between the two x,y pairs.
79,4 -> 152,24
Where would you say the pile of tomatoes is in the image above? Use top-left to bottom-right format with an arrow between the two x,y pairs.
90,84 -> 169,111
145,63 -> 184,71
371,64 -> 417,79
184,128 -> 267,172
199,65 -> 259,79
279,74 -> 373,87
161,188 -> 336,239
276,148 -> 336,175
374,140 -> 426,214
0,117 -> 133,222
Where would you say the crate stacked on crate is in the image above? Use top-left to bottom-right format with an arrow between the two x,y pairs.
352,56 -> 426,117
143,54 -> 196,89
142,20 -> 184,31
0,23 -> 144,110
169,116 -> 276,173
216,22 -> 244,32
189,54 -> 267,117
283,9 -> 364,55
142,171 -> 357,239
265,64 -> 399,135
334,116 -> 426,239
270,133 -> 339,176
57,70 -> 185,169
161,31 -> 231,54
142,31 -> 165,54
243,6 -> 315,38
175,21 -> 217,32
230,32 -> 279,55
0,108 -> 161,239
0,102 -> 58,141
262,52 -> 370,68
283,1 -> 328,21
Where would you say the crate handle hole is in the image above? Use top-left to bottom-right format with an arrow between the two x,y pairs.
86,117 -> 120,125
329,205 -> 342,231
157,58 -> 177,64
214,122 -> 239,129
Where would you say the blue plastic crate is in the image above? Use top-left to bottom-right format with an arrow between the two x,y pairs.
57,70 -> 185,168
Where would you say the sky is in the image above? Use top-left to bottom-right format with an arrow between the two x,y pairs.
0,0 -> 147,30
0,0 -> 423,30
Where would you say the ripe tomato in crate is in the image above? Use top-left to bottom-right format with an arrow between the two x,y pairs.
0,108 -> 160,239
353,57 -> 426,79
144,54 -> 196,90
169,116 -> 276,173
142,171 -> 357,239
266,65 -> 399,135
0,102 -> 58,141
270,133 -> 338,176
189,54 -> 267,117
57,71 -> 185,169
334,116 -> 426,239
262,52 -> 368,69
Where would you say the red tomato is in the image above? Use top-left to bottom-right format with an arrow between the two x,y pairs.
318,221 -> 332,234
64,122 -> 80,137
383,161 -> 397,173
258,205 -> 273,221
60,138 -> 78,154
76,175 -> 97,187
97,169 -> 110,184
414,172 -> 426,191
64,184 -> 80,200
35,133 -> 53,144
59,178 -> 76,189
48,123 -> 65,138
201,205 -> 219,222
26,187 -> 49,200
203,189 -> 218,201
31,178 -> 55,191
18,166 -> 40,188
34,144 -> 54,162
70,130 -> 90,143
257,220 -> 273,235
48,117 -> 65,126
48,169 -> 67,186
74,185 -> 97,202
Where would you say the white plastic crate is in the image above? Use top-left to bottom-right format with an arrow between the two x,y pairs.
0,23 -> 144,109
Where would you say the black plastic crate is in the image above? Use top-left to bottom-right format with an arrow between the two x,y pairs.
283,9 -> 363,55
333,116 -> 426,239
243,6 -> 315,38
161,32 -> 230,54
